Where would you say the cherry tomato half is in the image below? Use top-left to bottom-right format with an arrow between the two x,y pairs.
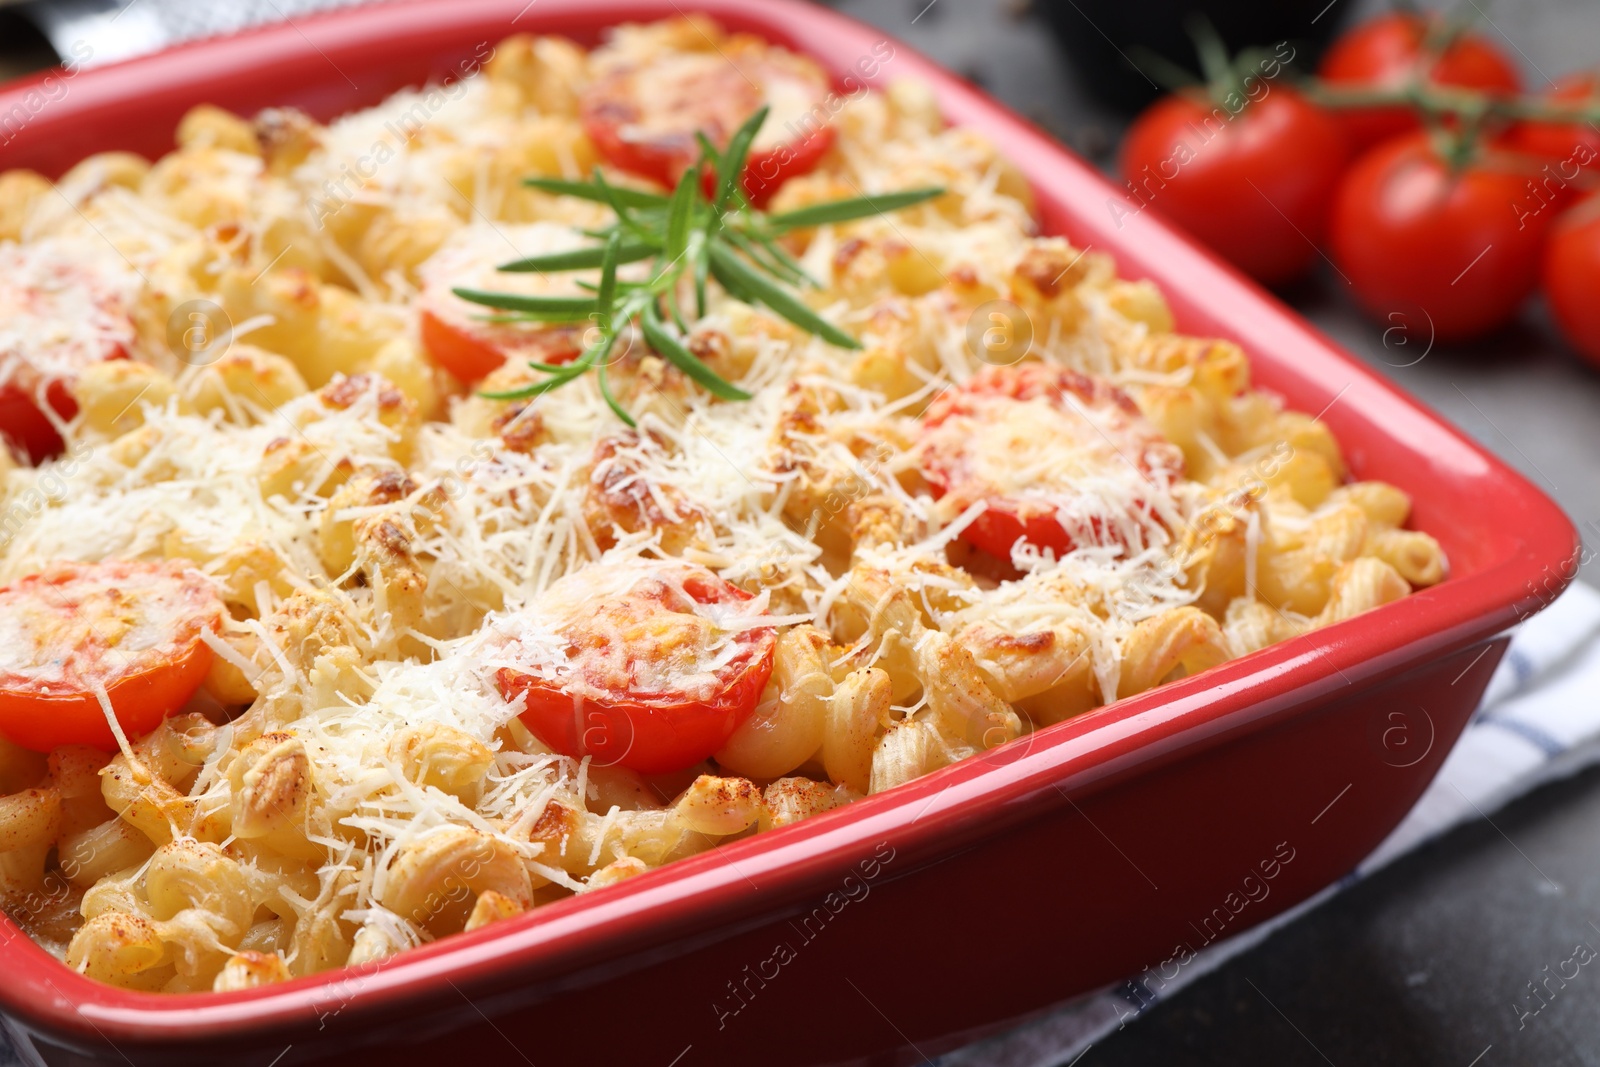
0,381 -> 80,467
0,242 -> 138,463
494,560 -> 776,774
1329,133 -> 1554,343
919,363 -> 1185,562
417,224 -> 592,383
0,560 -> 223,751
580,40 -> 835,206
1318,12 -> 1521,152
1542,195 -> 1600,369
418,307 -> 583,385
1118,87 -> 1349,286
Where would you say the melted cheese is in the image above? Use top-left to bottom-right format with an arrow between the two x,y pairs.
1,385 -> 402,584
491,558 -> 774,703
0,237 -> 141,391
0,562 -> 213,691
923,390 -> 1188,554
421,221 -> 612,302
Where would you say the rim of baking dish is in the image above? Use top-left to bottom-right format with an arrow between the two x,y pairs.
0,0 -> 1577,1046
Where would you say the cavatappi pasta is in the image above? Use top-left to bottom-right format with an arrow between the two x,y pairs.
0,16 -> 1444,991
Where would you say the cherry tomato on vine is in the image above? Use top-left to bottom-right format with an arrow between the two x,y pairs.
1542,196 -> 1600,369
1504,70 -> 1600,196
1118,87 -> 1349,286
1318,12 -> 1521,151
1329,133 -> 1554,343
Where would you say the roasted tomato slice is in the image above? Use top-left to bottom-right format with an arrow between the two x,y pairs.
0,241 -> 138,463
417,223 -> 591,383
493,560 -> 777,774
918,364 -> 1186,561
0,561 -> 223,751
580,40 -> 835,206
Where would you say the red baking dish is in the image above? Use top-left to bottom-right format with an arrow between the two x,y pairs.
0,2 -> 1578,1065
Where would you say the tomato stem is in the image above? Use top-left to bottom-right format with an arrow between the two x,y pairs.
1186,15 -> 1246,113
1415,12 -> 1470,73
1304,77 -> 1600,126
1429,115 -> 1481,175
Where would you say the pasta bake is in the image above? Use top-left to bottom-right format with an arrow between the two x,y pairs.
0,16 -> 1445,993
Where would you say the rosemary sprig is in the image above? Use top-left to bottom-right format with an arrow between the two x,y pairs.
456,107 -> 944,422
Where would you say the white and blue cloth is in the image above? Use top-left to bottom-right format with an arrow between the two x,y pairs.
941,581 -> 1600,1067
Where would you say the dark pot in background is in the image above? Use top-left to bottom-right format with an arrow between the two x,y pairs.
1035,0 -> 1353,112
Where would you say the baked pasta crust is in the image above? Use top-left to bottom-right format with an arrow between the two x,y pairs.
0,17 -> 1445,990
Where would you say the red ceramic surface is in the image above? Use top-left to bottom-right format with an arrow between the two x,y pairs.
0,3 -> 1578,1065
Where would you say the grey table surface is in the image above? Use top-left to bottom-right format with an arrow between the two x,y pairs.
1,0 -> 1598,1064
820,0 -> 1600,1065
